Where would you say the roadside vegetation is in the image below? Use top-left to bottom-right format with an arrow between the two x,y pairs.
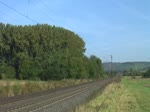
75,77 -> 150,112
0,79 -> 92,98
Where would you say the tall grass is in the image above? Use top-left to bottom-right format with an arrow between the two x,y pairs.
0,79 -> 92,98
75,82 -> 139,112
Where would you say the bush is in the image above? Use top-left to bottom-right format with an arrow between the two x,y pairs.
0,65 -> 16,79
142,69 -> 150,78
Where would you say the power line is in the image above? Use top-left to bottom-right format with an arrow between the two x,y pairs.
38,0 -> 76,31
39,0 -> 53,12
38,0 -> 55,23
0,0 -> 38,24
102,56 -> 110,62
26,0 -> 30,18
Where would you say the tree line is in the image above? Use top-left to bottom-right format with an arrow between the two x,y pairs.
123,68 -> 150,78
0,23 -> 104,80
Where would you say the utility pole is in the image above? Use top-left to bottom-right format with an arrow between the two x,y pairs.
110,55 -> 113,76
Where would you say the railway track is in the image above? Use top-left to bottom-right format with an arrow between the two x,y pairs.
0,77 -> 119,112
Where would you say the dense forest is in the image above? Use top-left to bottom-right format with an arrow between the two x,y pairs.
0,23 -> 104,80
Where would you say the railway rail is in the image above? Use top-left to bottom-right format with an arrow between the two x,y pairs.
0,77 -> 120,112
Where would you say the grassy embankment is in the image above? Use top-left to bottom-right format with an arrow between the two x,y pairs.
75,77 -> 150,112
0,79 -> 92,98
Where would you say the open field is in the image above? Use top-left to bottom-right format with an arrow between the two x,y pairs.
122,77 -> 150,112
0,79 -> 92,98
75,77 -> 150,112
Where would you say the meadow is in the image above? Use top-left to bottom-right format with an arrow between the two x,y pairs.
122,77 -> 150,112
75,77 -> 150,112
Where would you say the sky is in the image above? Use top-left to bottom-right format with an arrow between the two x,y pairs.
0,0 -> 150,62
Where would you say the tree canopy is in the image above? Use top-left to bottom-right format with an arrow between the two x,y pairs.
0,23 -> 104,80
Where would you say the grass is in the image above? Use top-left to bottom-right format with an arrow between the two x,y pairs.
122,77 -> 150,112
75,77 -> 150,112
0,79 -> 92,98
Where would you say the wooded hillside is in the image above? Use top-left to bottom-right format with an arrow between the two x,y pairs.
103,62 -> 150,72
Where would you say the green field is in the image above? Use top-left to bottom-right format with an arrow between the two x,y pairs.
122,77 -> 150,112
75,77 -> 150,112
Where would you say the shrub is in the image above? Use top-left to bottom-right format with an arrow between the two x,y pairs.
142,69 -> 150,78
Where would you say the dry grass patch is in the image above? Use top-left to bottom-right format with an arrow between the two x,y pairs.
75,82 -> 139,112
0,79 -> 91,98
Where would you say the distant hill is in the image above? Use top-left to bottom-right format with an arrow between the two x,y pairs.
103,62 -> 150,72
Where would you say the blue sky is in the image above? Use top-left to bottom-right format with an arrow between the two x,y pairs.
0,0 -> 150,62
